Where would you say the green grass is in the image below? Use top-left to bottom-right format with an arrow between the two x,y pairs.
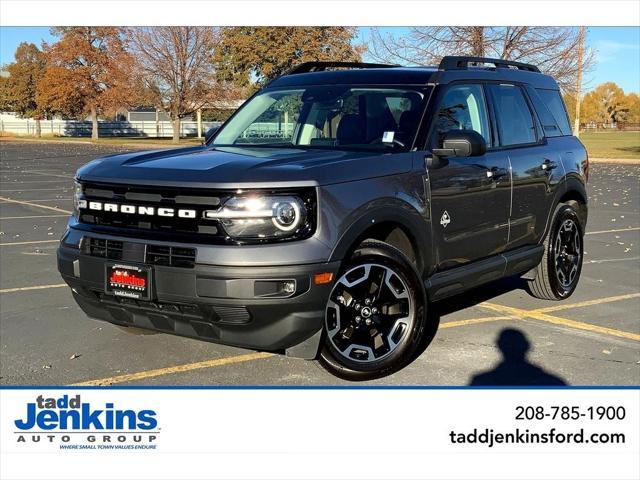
0,134 -> 202,147
4,131 -> 640,159
580,131 -> 640,159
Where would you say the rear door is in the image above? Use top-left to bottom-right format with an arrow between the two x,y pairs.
426,83 -> 511,271
487,84 -> 560,249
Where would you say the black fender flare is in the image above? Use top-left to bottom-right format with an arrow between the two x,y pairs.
542,174 -> 588,242
562,173 -> 588,204
328,200 -> 431,276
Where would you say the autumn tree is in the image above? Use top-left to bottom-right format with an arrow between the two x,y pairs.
564,83 -> 640,127
563,91 -> 577,127
127,27 -> 220,143
37,27 -> 135,139
625,93 -> 640,124
367,27 -> 594,93
0,43 -> 46,136
214,27 -> 362,88
0,76 -> 11,113
581,82 -> 631,124
0,43 -> 45,115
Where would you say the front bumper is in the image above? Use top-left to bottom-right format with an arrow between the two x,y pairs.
57,237 -> 340,359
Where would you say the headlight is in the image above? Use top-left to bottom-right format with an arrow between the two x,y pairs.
204,194 -> 311,241
73,181 -> 85,218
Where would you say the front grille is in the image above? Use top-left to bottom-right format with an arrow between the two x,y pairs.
83,237 -> 196,268
85,238 -> 124,260
78,182 -> 229,243
146,245 -> 196,268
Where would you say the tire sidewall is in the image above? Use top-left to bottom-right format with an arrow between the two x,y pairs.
320,242 -> 427,379
547,204 -> 584,299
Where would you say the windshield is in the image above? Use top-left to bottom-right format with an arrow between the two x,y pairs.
212,85 -> 430,150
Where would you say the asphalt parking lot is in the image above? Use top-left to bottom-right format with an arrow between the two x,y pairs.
0,140 -> 638,386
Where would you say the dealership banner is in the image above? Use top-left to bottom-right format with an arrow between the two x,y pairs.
1,387 -> 638,480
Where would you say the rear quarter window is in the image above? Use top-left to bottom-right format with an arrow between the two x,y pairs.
536,89 -> 572,136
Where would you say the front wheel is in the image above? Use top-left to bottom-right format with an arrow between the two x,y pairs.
319,240 -> 427,380
528,203 -> 584,300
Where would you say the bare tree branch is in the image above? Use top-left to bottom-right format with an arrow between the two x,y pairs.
367,27 -> 595,93
127,27 -> 223,142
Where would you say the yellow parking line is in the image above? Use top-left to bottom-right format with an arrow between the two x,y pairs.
0,196 -> 72,214
68,317 -> 514,385
0,214 -> 68,220
24,171 -> 75,179
0,188 -> 69,192
0,198 -> 73,203
586,227 -> 640,236
0,180 -> 72,184
0,197 -> 73,202
586,256 -> 640,264
71,352 -> 275,386
480,302 -> 640,342
439,315 -> 516,329
0,284 -> 67,293
6,283 -> 635,384
536,293 -> 640,313
0,239 -> 60,247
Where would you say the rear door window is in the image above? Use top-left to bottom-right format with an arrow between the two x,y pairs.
536,89 -> 572,136
489,84 -> 538,146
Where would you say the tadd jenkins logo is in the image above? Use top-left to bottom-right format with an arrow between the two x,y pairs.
13,394 -> 159,450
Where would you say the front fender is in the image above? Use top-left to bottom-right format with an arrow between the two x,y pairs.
328,199 -> 431,276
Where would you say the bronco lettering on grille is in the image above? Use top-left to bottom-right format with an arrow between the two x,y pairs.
78,200 -> 197,218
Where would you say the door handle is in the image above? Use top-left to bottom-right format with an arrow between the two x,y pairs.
486,166 -> 508,179
541,159 -> 558,172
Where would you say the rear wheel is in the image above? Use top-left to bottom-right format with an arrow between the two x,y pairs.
528,203 -> 584,300
319,240 -> 427,380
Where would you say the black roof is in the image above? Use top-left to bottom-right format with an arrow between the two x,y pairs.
271,67 -> 437,87
269,59 -> 559,90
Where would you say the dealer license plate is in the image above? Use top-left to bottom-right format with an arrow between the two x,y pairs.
105,263 -> 151,300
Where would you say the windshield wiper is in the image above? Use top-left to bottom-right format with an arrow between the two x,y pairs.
210,143 -> 406,152
211,143 -> 297,148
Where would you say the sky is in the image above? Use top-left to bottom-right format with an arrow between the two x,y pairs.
1,26 -> 638,93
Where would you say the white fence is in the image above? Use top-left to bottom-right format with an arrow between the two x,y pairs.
240,121 -> 294,140
0,119 -> 222,138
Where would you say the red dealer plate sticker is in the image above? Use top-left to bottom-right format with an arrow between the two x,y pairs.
105,263 -> 151,300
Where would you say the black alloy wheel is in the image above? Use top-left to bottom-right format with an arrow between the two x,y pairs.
319,240 -> 427,380
528,203 -> 584,300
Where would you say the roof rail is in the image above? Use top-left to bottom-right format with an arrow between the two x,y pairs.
439,56 -> 541,73
286,61 -> 399,75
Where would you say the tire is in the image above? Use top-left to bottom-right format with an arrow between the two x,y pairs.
319,240 -> 427,380
528,203 -> 584,300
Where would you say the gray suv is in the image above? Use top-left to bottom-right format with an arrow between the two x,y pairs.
58,57 -> 588,379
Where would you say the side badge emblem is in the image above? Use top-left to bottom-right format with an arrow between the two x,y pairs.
440,211 -> 451,228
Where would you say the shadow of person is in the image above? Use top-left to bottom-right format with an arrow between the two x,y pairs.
469,328 -> 567,386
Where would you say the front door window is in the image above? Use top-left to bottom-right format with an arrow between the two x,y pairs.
432,84 -> 491,148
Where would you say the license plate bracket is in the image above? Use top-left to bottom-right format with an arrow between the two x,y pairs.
105,263 -> 152,300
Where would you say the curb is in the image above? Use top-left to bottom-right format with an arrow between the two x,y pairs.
589,157 -> 640,165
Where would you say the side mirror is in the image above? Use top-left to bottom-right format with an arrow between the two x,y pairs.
432,130 -> 486,158
204,126 -> 219,144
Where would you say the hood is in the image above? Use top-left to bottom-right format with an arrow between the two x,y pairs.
76,145 -> 414,188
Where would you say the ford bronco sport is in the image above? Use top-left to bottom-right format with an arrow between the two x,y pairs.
58,56 -> 588,379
